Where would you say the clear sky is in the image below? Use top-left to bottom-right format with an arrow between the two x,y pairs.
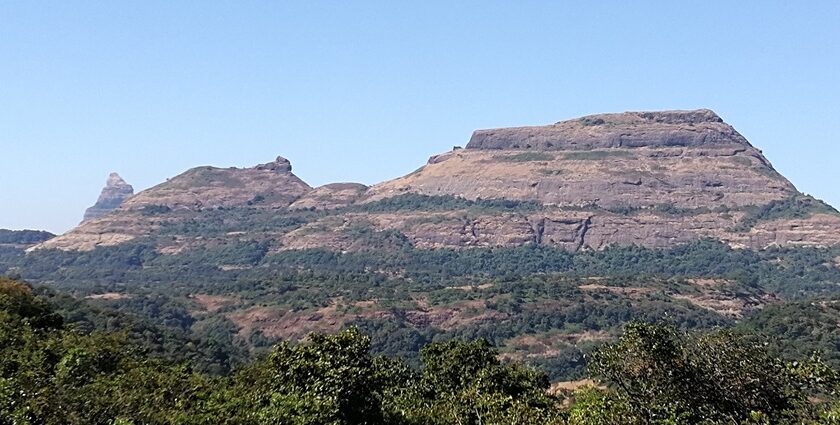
1,1 -> 838,233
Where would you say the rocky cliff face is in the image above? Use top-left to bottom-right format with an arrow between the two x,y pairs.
466,109 -> 750,150
81,173 -> 134,222
33,110 -> 840,253
366,110 -> 792,209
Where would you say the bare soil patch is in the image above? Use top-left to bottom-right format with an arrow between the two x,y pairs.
670,293 -> 770,319
403,300 -> 506,330
86,292 -> 131,301
686,278 -> 733,287
191,294 -> 238,312
578,283 -> 654,297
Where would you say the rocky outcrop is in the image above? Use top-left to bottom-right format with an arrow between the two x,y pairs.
275,208 -> 840,253
120,156 -> 311,211
466,109 -> 751,151
364,146 -> 794,210
82,173 -> 134,222
727,213 -> 840,249
255,156 -> 293,173
364,110 -> 794,211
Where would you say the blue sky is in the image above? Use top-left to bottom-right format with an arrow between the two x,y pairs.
1,1 -> 838,233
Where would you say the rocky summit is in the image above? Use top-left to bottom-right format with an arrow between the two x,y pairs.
34,109 -> 840,253
465,109 -> 746,150
81,173 -> 135,222
368,109 -> 787,209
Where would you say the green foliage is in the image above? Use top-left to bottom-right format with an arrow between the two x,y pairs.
31,284 -> 247,375
247,194 -> 266,205
567,387 -> 635,425
563,150 -> 632,160
0,279 -> 216,424
400,339 -> 564,425
226,328 -> 398,424
344,193 -> 544,214
579,117 -> 606,126
342,222 -> 414,250
6,281 -> 840,424
494,152 -> 555,162
6,238 -> 840,383
740,298 -> 840,369
0,276 -> 63,329
537,168 -> 564,176
732,195 -> 838,232
0,229 -> 55,244
588,322 -> 813,424
140,204 -> 173,216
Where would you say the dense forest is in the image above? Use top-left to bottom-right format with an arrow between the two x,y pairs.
3,195 -> 840,420
4,276 -> 840,424
3,237 -> 840,380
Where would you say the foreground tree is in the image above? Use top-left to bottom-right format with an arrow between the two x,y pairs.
584,322 -> 821,424
7,276 -> 840,424
0,277 -> 215,424
219,327 -> 408,424
400,338 -> 565,425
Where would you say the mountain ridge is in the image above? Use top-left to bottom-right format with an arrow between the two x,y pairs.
31,109 -> 840,253
466,109 -> 753,151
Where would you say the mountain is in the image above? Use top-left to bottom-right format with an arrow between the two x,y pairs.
34,109 -> 840,254
82,172 -> 134,222
7,109 -> 840,383
0,229 -> 54,247
36,156 -> 310,251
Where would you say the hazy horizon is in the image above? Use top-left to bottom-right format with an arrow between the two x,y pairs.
2,1 -> 839,233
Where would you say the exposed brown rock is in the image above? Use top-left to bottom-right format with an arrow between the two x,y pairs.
401,300 -> 507,331
121,158 -> 310,211
273,207 -> 839,253
501,331 -> 610,362
289,183 -> 368,210
364,146 -> 793,210
670,292 -> 771,319
255,156 -> 293,172
31,212 -> 158,251
82,173 -> 134,222
725,213 -> 840,249
466,109 -> 746,151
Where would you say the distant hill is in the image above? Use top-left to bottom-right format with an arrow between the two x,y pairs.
0,229 -> 54,245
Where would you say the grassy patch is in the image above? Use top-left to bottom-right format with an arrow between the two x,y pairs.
730,156 -> 753,167
494,152 -> 555,162
346,193 -> 544,214
563,150 -> 633,160
731,195 -> 838,232
753,166 -> 784,180
579,117 -> 606,126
